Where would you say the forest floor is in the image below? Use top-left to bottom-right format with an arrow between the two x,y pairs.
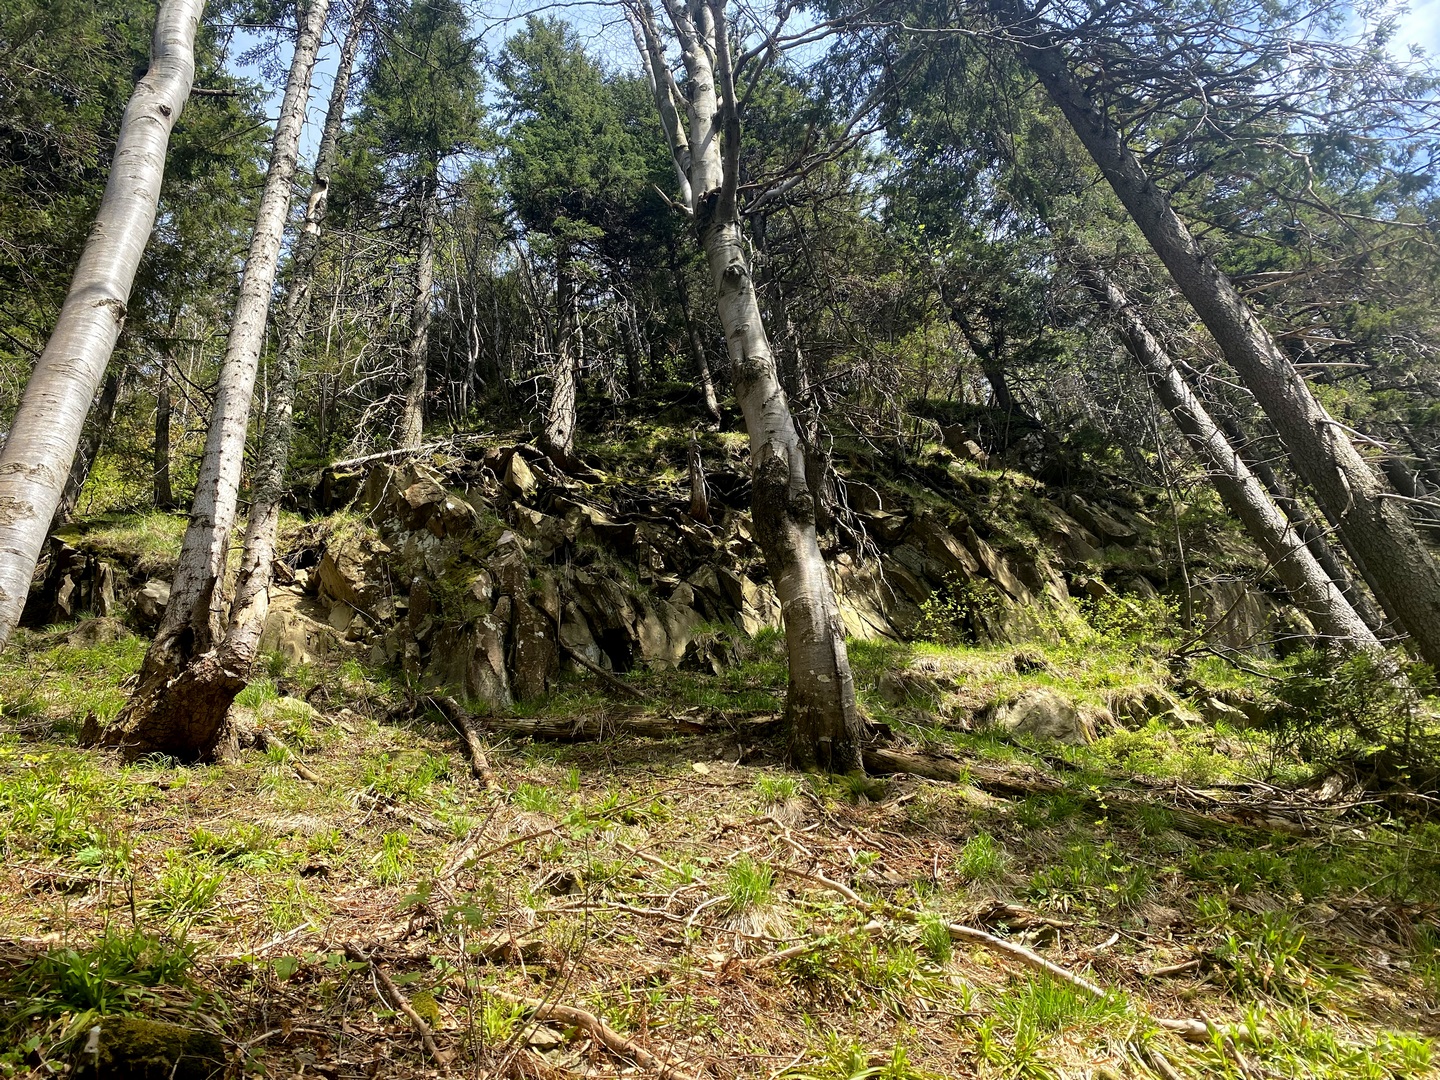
2,612 -> 1438,1080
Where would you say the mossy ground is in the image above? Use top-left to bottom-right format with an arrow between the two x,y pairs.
1,614 -> 1437,1079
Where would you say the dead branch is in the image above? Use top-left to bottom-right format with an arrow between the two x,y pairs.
558,642 -> 649,700
257,730 -> 323,783
486,987 -> 700,1080
430,694 -> 498,787
344,943 -> 452,1069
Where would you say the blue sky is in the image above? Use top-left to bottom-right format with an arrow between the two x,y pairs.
230,0 -> 1440,170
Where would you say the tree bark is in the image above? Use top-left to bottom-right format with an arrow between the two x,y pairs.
107,0 -> 331,761
631,0 -> 862,771
1014,16 -> 1440,668
540,245 -> 579,463
154,345 -> 175,509
1079,262 -> 1382,654
677,271 -> 721,423
399,171 -> 437,449
224,0 -> 367,673
0,0 -> 203,650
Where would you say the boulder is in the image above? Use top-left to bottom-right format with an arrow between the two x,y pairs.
316,535 -> 389,615
259,590 -> 344,667
633,597 -> 704,667
988,688 -> 1095,746
504,453 -> 537,497
510,599 -> 558,700
134,579 -> 171,627
1065,496 -> 1138,547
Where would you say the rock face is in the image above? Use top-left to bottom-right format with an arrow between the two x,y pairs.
987,688 -> 1096,745
35,423 -> 1299,712
135,579 -> 171,627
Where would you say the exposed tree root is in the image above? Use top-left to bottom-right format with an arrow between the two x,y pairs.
256,730 -> 323,783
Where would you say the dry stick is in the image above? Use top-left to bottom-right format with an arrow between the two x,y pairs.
256,730 -> 323,783
558,641 -> 649,700
430,694 -> 497,787
344,943 -> 452,1070
785,859 -> 1212,1043
486,987 -> 700,1080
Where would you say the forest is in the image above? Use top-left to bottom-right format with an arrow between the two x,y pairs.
2,0 -> 1440,1074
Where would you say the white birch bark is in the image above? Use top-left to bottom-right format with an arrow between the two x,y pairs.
0,0 -> 204,649
108,0 -> 331,759
226,0 -> 368,664
1079,262 -> 1382,654
629,0 -> 862,770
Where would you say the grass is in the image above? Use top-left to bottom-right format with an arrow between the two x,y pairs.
0,585 -> 1436,1078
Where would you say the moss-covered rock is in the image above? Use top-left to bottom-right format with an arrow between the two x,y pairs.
91,1015 -> 224,1078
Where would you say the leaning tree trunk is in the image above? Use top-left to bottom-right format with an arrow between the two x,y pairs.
224,0 -> 367,675
399,173 -> 438,449
1209,407 -> 1388,634
0,0 -> 203,650
632,0 -> 861,771
107,0 -> 330,761
1013,14 -> 1440,668
1079,262 -> 1382,654
540,245 -> 579,463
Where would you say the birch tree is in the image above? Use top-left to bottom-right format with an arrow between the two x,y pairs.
106,0 -> 331,759
627,0 -> 863,771
0,0 -> 204,650
225,0 -> 369,666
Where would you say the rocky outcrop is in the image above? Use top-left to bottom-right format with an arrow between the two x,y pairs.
985,688 -> 1097,746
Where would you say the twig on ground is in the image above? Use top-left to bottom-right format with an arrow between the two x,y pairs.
486,987 -> 700,1080
344,943 -> 452,1070
257,730 -> 323,783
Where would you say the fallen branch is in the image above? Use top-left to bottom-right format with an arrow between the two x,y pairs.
470,708 -> 777,744
558,642 -> 648,700
486,987 -> 700,1080
257,730 -> 323,783
778,851 -> 1212,1043
344,944 -> 452,1069
430,695 -> 498,787
863,746 -> 1316,838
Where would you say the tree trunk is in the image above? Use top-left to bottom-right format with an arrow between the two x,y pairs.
621,297 -> 646,397
632,0 -> 862,771
223,0 -> 367,674
540,246 -> 579,463
1017,19 -> 1440,668
0,0 -> 203,650
677,272 -> 721,423
1079,262 -> 1382,654
1210,408 -> 1388,634
52,363 -> 129,528
399,172 -> 437,449
107,0 -> 331,761
155,347 -> 175,509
